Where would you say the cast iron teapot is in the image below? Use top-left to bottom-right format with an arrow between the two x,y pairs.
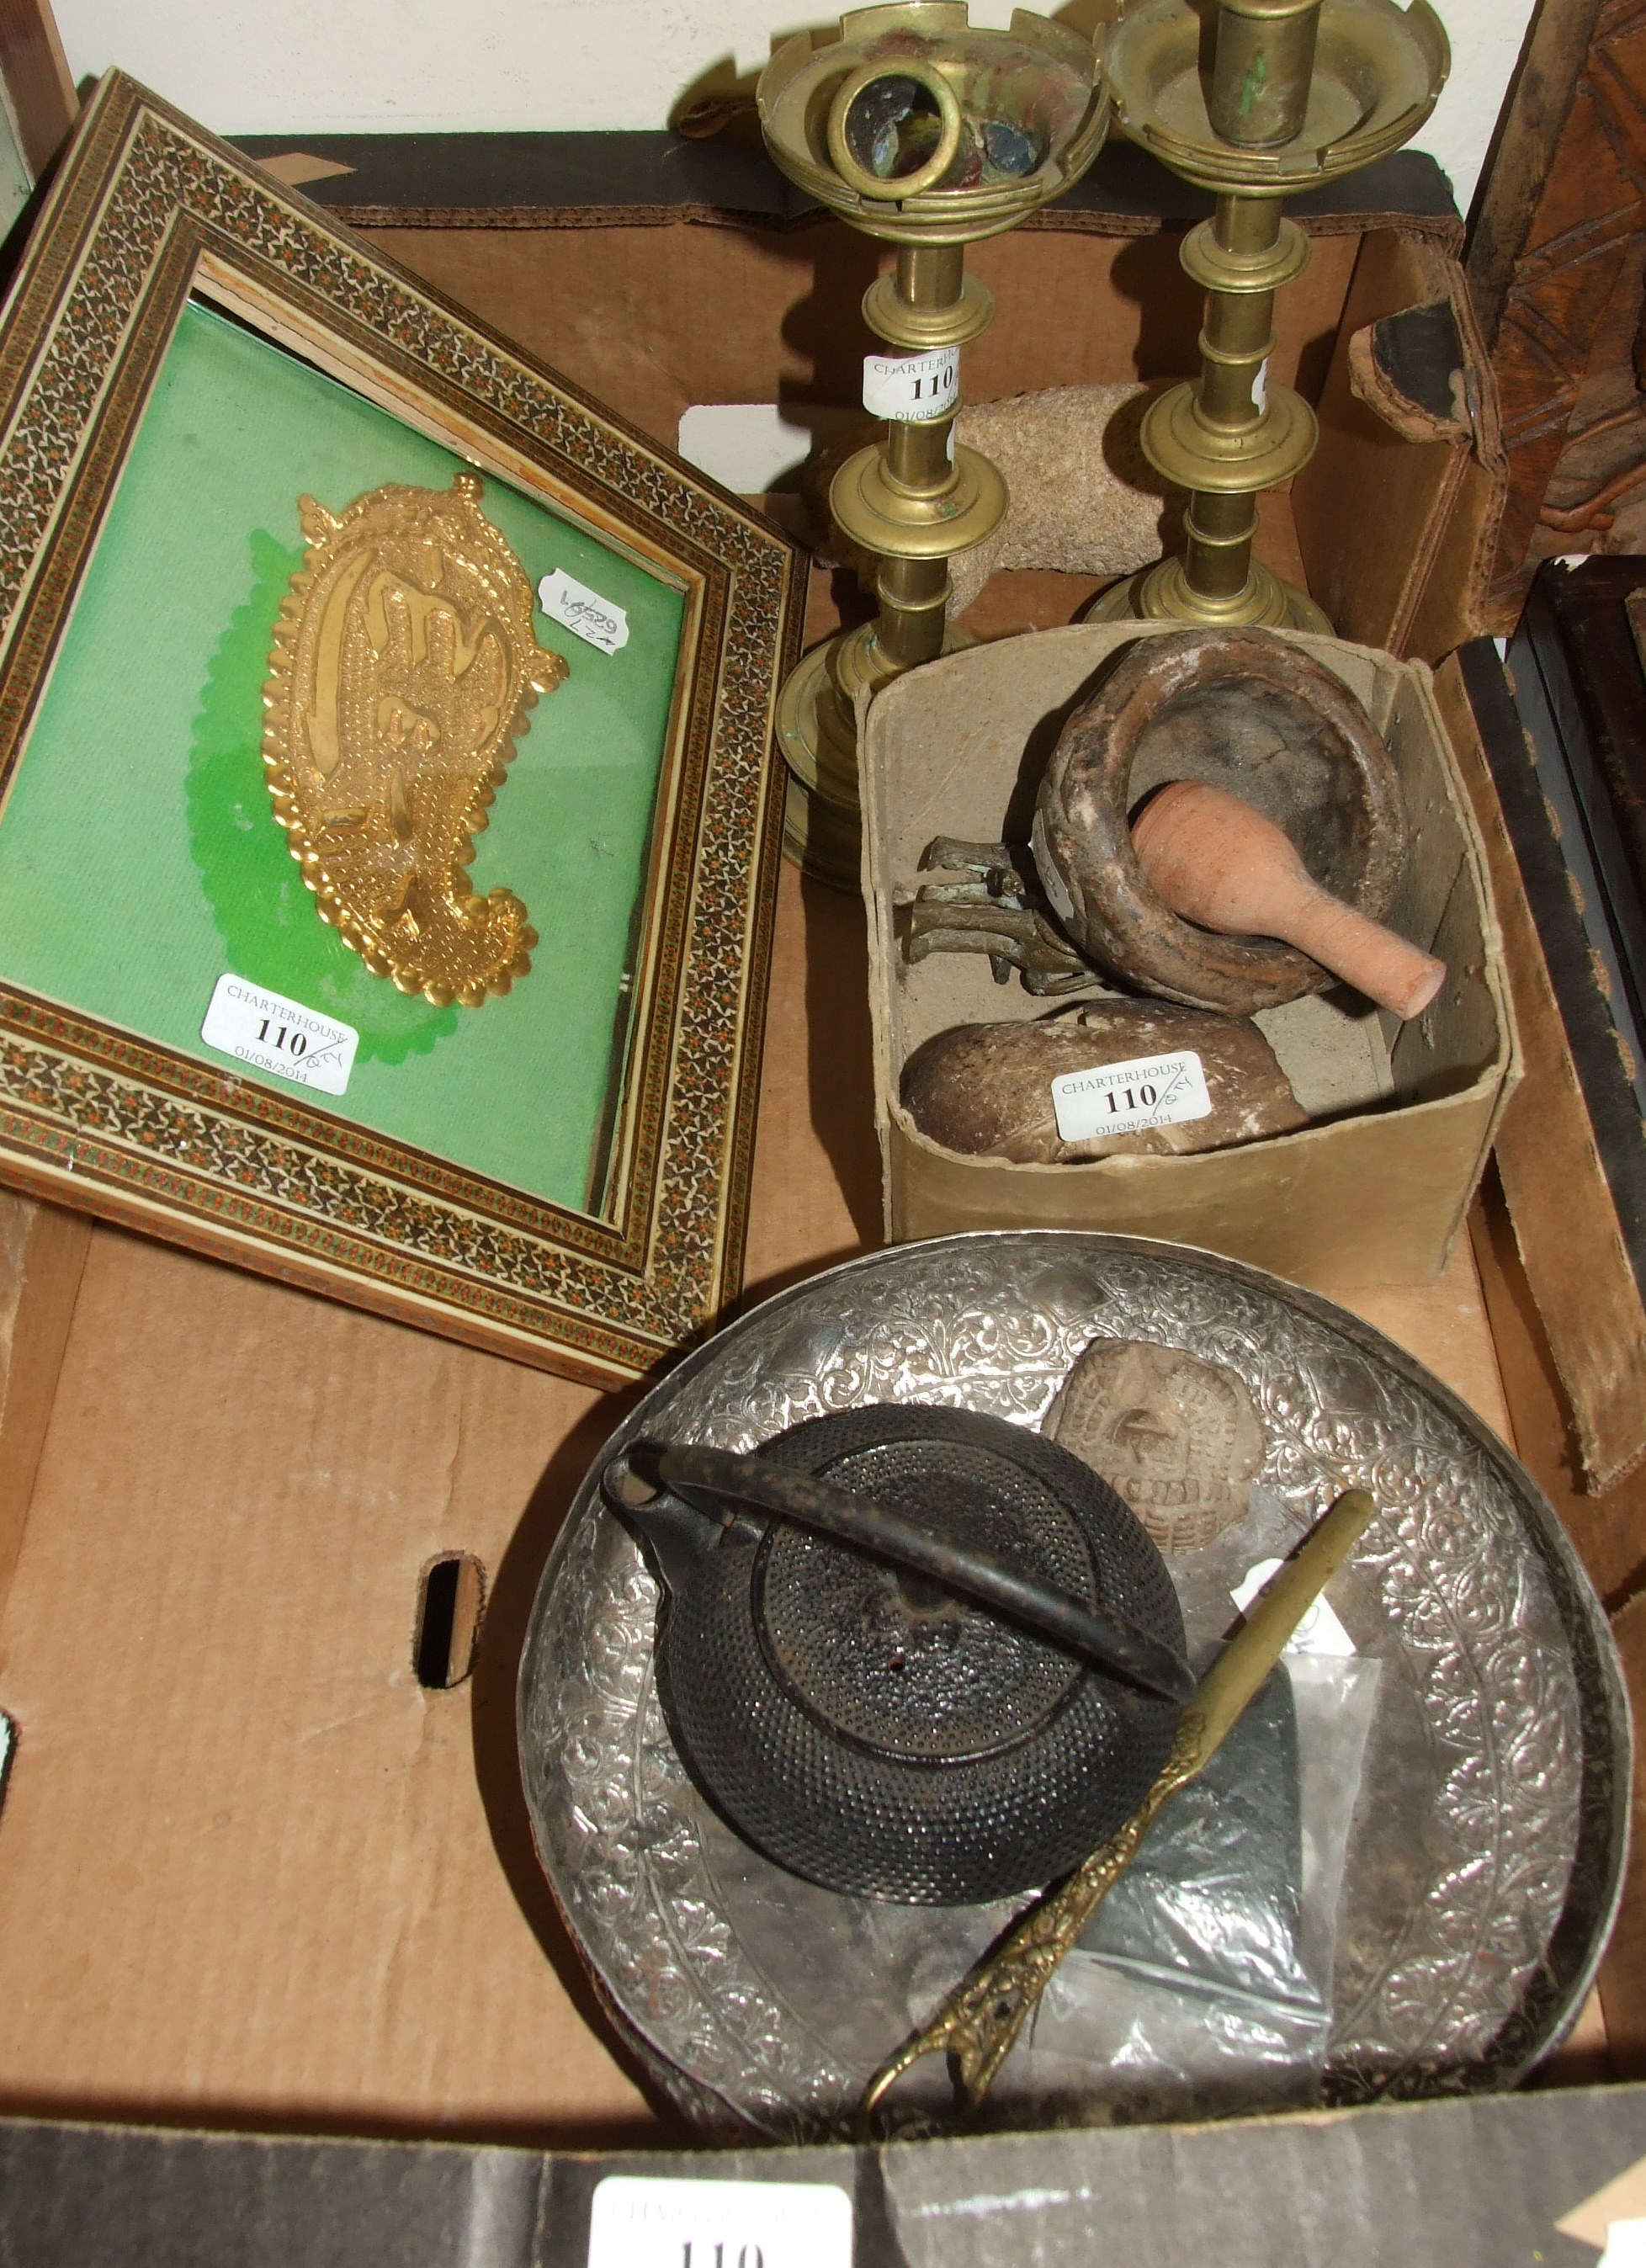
603,1401 -> 1191,1905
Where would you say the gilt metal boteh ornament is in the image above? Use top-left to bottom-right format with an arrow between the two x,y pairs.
262,472 -> 568,1007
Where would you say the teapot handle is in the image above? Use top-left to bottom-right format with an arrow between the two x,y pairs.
603,1437 -> 1194,1706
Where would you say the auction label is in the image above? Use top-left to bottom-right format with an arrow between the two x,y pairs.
862,346 -> 959,424
1051,1049 -> 1212,1143
538,566 -> 629,654
587,2176 -> 852,2268
201,975 -> 358,1097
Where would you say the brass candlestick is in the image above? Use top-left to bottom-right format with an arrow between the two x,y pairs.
758,6 -> 1108,889
1090,0 -> 1448,633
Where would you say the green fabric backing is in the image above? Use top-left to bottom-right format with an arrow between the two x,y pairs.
0,301 -> 684,1211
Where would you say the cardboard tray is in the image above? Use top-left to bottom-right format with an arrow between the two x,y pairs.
4,2086 -> 1646,2266
342,171 -> 1503,671
863,623 -> 1516,1290
0,123 -> 1634,2268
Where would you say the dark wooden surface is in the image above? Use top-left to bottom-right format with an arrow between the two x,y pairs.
1519,560 -> 1646,1017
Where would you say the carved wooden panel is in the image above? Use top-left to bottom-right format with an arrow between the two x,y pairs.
1469,0 -> 1646,626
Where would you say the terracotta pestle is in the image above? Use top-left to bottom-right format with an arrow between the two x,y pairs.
1130,780 -> 1446,1020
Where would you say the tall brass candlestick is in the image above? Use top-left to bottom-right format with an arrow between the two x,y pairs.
759,7 -> 1108,889
1091,0 -> 1448,633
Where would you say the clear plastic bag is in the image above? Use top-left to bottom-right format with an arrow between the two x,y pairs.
1018,1649 -> 1383,2122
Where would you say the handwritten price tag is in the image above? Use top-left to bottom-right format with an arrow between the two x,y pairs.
587,2177 -> 852,2268
538,567 -> 629,654
1050,1049 -> 1212,1143
862,346 -> 958,424
201,975 -> 358,1097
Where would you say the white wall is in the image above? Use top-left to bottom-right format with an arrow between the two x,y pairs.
1417,0 -> 1537,215
52,0 -> 1535,217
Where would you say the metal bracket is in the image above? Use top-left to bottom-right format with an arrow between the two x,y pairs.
904,836 -> 1098,996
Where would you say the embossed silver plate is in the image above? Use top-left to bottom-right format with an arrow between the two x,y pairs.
518,1233 -> 1629,2139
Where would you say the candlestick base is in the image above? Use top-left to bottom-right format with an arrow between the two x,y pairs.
775,619 -> 974,892
1086,555 -> 1330,635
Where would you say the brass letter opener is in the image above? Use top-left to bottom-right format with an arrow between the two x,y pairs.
860,1486 -> 1379,2126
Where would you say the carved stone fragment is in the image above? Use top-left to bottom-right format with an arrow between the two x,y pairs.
900,999 -> 1307,1162
1045,1337 -> 1266,1551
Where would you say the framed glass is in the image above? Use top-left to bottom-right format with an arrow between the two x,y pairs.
0,74 -> 805,1384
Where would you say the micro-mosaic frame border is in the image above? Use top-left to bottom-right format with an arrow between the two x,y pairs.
0,72 -> 806,1388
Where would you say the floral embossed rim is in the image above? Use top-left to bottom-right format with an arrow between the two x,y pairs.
518,1230 -> 1629,2138
0,72 -> 805,1386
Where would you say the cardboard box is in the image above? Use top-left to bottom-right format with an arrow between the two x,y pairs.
2,2085 -> 1646,2265
335,154 -> 1501,668
863,624 -> 1516,1290
0,128 -> 1631,2263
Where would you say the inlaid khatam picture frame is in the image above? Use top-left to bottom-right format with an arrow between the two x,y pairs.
0,72 -> 806,1386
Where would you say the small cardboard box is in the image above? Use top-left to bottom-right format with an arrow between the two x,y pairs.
863,622 -> 1518,1292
